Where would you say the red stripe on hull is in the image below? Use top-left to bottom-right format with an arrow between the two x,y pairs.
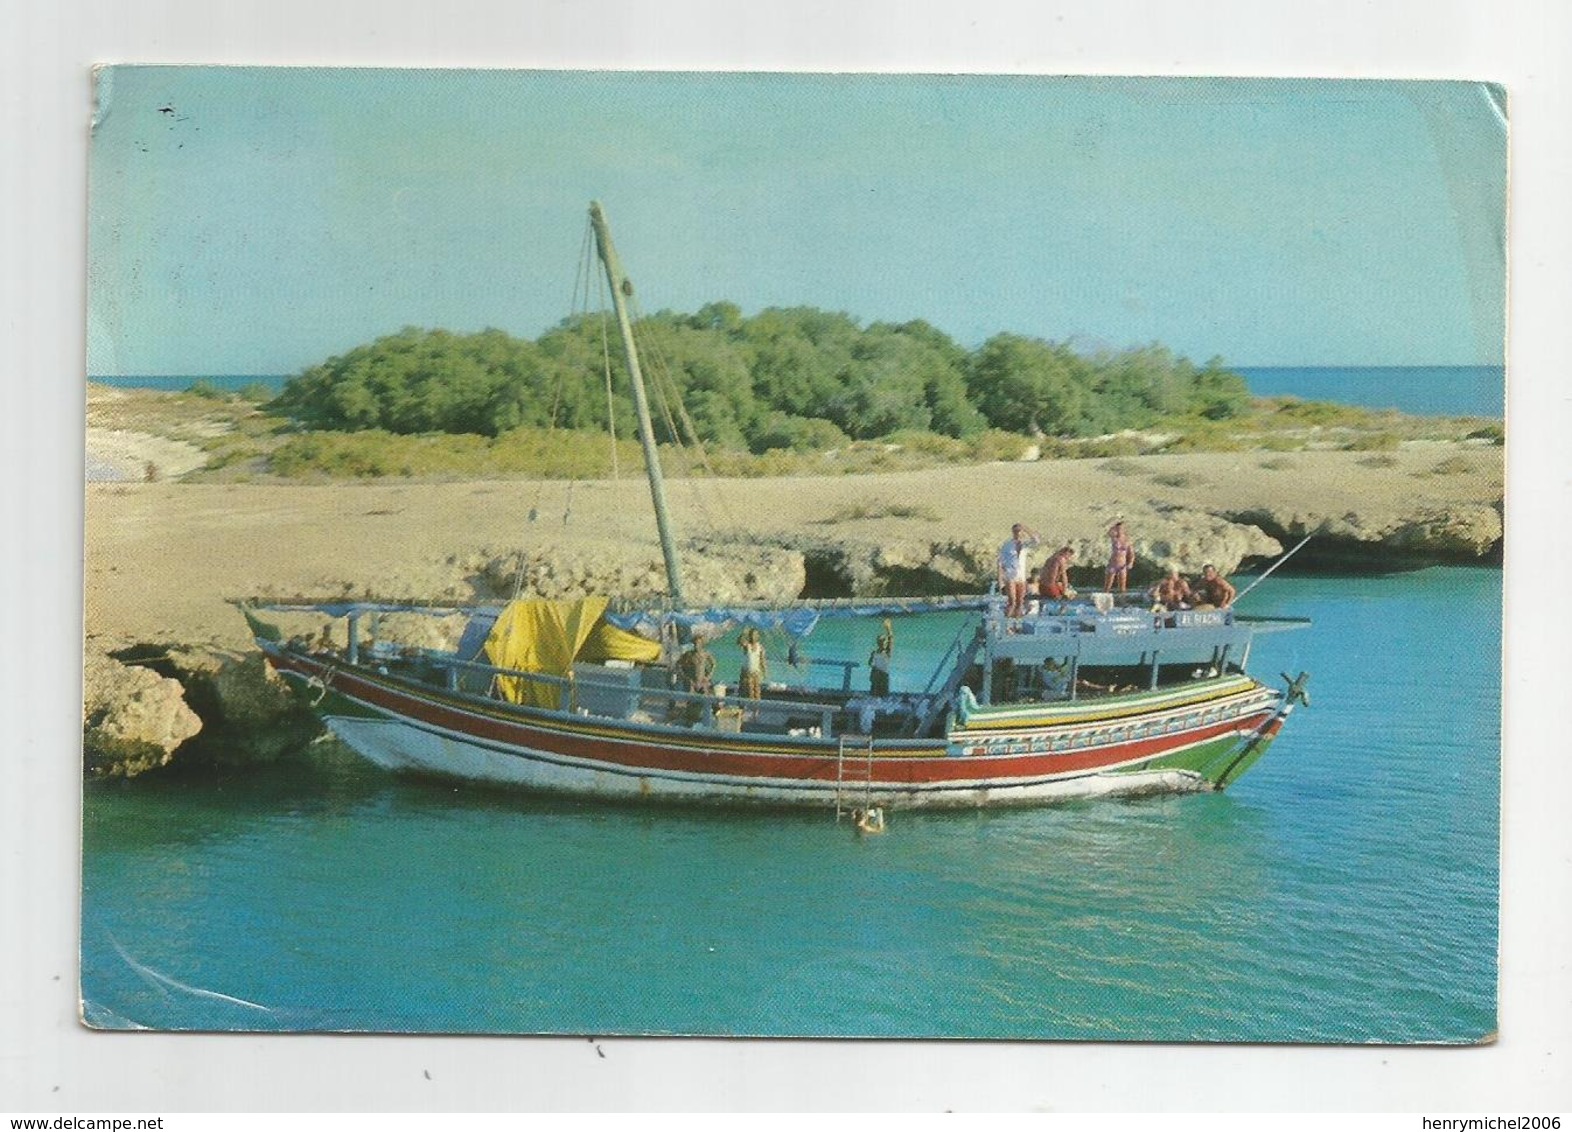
277,653 -> 1272,787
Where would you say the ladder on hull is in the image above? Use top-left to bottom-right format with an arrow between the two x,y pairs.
835,733 -> 875,820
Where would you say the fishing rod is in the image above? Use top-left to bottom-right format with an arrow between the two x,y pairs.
1235,534 -> 1314,603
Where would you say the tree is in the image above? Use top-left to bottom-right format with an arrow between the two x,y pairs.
271,305 -> 1254,449
966,334 -> 1092,436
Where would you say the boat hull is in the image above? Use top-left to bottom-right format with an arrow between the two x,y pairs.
267,646 -> 1289,809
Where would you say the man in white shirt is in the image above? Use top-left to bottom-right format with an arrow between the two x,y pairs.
997,522 -> 1041,619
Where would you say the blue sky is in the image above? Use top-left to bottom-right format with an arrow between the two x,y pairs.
87,69 -> 1507,375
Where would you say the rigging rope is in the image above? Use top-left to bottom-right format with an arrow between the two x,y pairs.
528,222 -> 594,526
515,221 -> 597,599
635,320 -> 719,531
624,297 -> 739,531
509,215 -> 748,604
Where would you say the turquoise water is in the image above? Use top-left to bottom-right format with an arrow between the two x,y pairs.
80,568 -> 1500,1041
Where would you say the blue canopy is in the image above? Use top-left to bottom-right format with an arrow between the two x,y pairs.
246,594 -> 990,647
607,595 -> 988,641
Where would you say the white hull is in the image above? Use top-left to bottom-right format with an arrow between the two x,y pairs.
323,713 -> 1211,810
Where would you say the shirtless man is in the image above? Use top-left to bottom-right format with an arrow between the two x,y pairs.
675,634 -> 716,695
1193,564 -> 1237,609
1151,566 -> 1193,610
1037,545 -> 1076,600
997,523 -> 1041,619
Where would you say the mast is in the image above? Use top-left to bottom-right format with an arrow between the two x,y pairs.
588,201 -> 686,608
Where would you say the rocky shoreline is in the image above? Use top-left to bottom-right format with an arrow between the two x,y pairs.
83,445 -> 1502,777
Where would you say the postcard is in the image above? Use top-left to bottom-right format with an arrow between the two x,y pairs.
82,68 -> 1504,1042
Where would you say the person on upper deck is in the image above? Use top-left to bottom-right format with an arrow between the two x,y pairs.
1105,522 -> 1136,593
1037,546 -> 1077,600
1151,566 -> 1193,611
738,627 -> 767,699
1193,564 -> 1237,609
997,523 -> 1041,619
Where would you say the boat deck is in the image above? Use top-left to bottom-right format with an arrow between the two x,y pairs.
263,591 -> 1305,743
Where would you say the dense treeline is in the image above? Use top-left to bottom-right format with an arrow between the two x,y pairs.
271,304 -> 1252,452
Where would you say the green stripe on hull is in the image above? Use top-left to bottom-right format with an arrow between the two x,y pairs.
1210,731 -> 1279,787
1131,730 -> 1279,787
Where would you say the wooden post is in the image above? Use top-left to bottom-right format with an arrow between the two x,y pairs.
589,202 -> 686,608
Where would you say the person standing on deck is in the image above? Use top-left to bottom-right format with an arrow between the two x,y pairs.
738,628 -> 767,699
869,618 -> 895,696
1193,564 -> 1237,609
997,523 -> 1040,619
675,634 -> 716,695
1105,521 -> 1136,593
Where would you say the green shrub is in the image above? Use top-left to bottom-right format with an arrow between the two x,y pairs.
1077,436 -> 1147,458
1270,398 -> 1378,428
883,429 -> 966,458
1340,432 -> 1401,452
966,429 -> 1032,462
815,500 -> 940,524
750,413 -> 850,453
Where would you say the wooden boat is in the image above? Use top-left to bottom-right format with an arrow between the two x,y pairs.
248,202 -> 1309,811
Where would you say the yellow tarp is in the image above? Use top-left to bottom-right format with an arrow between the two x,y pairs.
484,597 -> 610,709
581,619 -> 663,666
481,597 -> 662,707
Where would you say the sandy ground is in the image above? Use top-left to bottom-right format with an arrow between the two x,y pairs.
83,443 -> 1503,653
85,428 -> 210,482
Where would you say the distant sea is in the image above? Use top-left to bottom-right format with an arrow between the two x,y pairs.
1233,365 -> 1504,419
91,365 -> 1505,421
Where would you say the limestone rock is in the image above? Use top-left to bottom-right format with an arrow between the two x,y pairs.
829,518 -> 1280,596
82,653 -> 202,777
473,540 -> 806,606
1222,502 -> 1502,567
1387,504 -> 1503,559
165,647 -> 322,765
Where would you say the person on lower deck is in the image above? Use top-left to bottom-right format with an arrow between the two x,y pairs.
1037,545 -> 1076,600
675,634 -> 716,696
1193,564 -> 1237,609
869,618 -> 894,696
1151,565 -> 1193,611
738,627 -> 767,699
1105,521 -> 1135,592
997,523 -> 1041,619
